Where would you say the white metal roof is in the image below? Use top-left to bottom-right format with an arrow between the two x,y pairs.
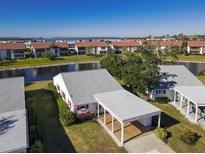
175,86 -> 205,106
95,90 -> 161,123
0,109 -> 28,152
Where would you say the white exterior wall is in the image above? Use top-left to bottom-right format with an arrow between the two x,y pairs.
53,74 -> 75,112
187,46 -> 204,55
0,50 -> 7,58
138,116 -> 152,126
150,89 -> 174,101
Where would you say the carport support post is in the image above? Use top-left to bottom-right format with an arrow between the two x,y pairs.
195,105 -> 198,122
187,100 -> 190,115
180,94 -> 183,109
97,103 -> 99,118
111,115 -> 114,133
173,90 -> 176,103
104,108 -> 106,124
158,113 -> 161,127
121,122 -> 124,144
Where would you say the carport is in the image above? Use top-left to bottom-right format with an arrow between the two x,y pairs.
174,86 -> 205,124
94,90 -> 161,146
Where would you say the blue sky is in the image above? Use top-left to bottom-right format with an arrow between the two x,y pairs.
0,0 -> 205,37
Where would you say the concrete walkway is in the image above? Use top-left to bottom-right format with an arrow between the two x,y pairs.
124,132 -> 175,153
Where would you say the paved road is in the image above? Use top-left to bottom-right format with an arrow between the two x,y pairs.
124,132 -> 175,153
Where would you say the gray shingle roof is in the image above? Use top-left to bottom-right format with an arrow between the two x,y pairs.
95,90 -> 161,123
60,69 -> 123,105
0,77 -> 25,113
157,65 -> 203,89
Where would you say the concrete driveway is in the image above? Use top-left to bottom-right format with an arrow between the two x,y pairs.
124,132 -> 174,153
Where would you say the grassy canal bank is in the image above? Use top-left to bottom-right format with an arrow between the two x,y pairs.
0,55 -> 103,71
0,54 -> 205,71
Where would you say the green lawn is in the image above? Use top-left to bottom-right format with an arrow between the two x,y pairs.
165,54 -> 205,62
0,55 -> 103,71
197,73 -> 205,84
151,102 -> 205,153
174,54 -> 205,62
25,81 -> 126,153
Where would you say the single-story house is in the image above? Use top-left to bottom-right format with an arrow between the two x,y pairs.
0,77 -> 29,153
150,65 -> 204,100
187,41 -> 205,55
0,43 -> 26,59
53,69 -> 161,145
53,69 -> 123,114
31,42 -> 69,57
75,41 -> 109,55
110,41 -> 140,53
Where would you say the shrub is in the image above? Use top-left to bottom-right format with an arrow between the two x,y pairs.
42,50 -> 56,60
30,125 -> 36,133
198,71 -> 205,76
155,97 -> 170,104
29,140 -> 43,153
181,128 -> 201,145
48,83 -> 76,126
154,127 -> 169,143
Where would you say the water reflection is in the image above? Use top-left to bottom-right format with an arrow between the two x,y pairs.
0,62 -> 204,83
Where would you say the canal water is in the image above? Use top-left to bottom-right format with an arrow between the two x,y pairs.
0,62 -> 204,83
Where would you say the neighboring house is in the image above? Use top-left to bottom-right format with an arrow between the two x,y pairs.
0,77 -> 29,153
0,43 -> 26,59
68,42 -> 77,54
187,41 -> 205,55
145,41 -> 182,50
150,65 -> 204,100
30,42 -> 69,57
53,69 -> 123,115
110,41 -> 140,53
75,41 -> 109,55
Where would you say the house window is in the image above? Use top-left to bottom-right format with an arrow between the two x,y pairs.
156,89 -> 166,94
86,104 -> 89,109
56,84 -> 60,91
61,91 -> 66,100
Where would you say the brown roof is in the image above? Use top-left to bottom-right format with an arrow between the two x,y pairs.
0,43 -> 26,50
188,41 -> 205,47
146,41 -> 182,47
111,41 -> 140,47
32,42 -> 68,49
76,41 -> 108,47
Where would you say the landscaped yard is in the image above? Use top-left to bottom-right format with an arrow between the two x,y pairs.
0,55 -> 103,71
151,102 -> 205,153
177,54 -> 205,62
25,81 -> 126,153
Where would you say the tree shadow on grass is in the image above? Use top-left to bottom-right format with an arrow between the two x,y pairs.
152,112 -> 180,128
26,89 -> 76,153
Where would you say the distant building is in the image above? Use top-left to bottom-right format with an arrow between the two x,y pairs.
187,41 -> 205,55
0,43 -> 26,59
75,41 -> 109,55
110,41 -> 140,53
30,42 -> 69,57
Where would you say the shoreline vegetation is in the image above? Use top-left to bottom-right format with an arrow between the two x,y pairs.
0,55 -> 103,71
0,54 -> 204,71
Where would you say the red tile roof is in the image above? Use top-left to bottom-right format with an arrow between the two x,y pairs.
188,41 -> 205,47
76,41 -> 108,47
32,42 -> 68,49
111,41 -> 140,47
146,41 -> 182,47
0,43 -> 26,50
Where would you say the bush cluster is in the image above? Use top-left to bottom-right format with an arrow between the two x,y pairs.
155,97 -> 170,104
42,50 -> 56,60
29,140 -> 43,153
154,127 -> 170,143
48,83 -> 76,126
181,128 -> 201,145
